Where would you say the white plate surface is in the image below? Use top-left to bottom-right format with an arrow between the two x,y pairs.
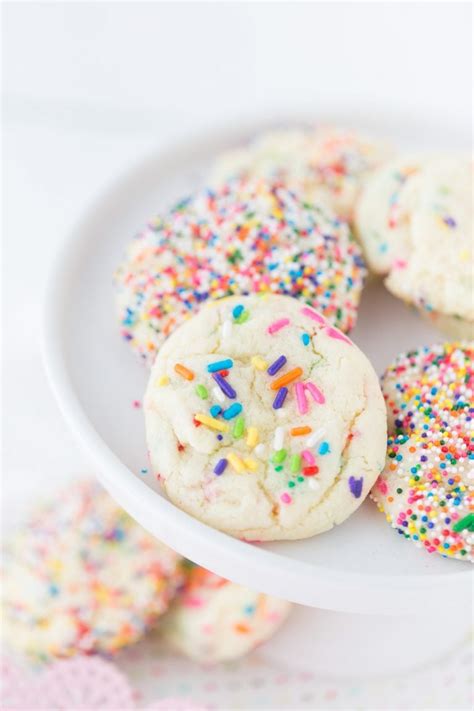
43,116 -> 472,613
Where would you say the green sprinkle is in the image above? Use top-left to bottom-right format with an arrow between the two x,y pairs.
290,454 -> 301,473
452,513 -> 474,533
275,465 -> 283,472
235,310 -> 249,324
297,476 -> 304,482
195,384 -> 208,399
288,481 -> 296,488
233,416 -> 245,439
272,449 -> 287,465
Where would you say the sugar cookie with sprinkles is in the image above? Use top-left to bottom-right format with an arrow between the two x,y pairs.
371,343 -> 474,562
144,294 -> 387,540
114,178 -> 367,366
1,481 -> 184,660
355,153 -> 429,274
210,126 -> 393,221
162,565 -> 291,663
383,157 -> 473,339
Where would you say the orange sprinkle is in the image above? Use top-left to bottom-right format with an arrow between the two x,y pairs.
270,367 -> 303,390
290,426 -> 312,436
174,363 -> 194,381
234,623 -> 250,634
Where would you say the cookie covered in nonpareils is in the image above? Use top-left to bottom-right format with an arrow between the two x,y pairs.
371,342 -> 474,562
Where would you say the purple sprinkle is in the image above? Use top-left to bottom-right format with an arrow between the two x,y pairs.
349,476 -> 363,498
212,372 -> 236,399
443,215 -> 457,228
273,386 -> 288,409
267,355 -> 287,376
216,434 -> 223,441
214,458 -> 228,476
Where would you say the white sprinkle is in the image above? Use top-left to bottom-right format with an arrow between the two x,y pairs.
273,426 -> 284,450
212,386 -> 225,404
255,444 -> 267,459
305,427 -> 325,448
308,479 -> 320,491
222,319 -> 232,343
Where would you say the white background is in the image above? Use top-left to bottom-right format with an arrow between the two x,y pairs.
2,2 -> 472,520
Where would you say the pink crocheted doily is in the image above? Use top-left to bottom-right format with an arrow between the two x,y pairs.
1,656 -> 205,710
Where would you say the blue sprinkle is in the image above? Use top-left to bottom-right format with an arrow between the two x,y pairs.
301,333 -> 310,346
210,405 -> 222,417
207,358 -> 233,373
140,468 -> 148,475
318,441 -> 331,455
232,304 -> 244,319
223,403 -> 243,420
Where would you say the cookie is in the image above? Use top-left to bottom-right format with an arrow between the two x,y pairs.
210,126 -> 393,221
355,154 -> 428,274
383,157 -> 473,339
144,294 -> 387,541
1,481 -> 183,660
114,178 -> 366,366
371,343 -> 474,562
162,566 -> 291,663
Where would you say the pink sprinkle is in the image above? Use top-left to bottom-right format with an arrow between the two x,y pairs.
301,307 -> 326,325
377,479 -> 388,495
132,400 -> 141,408
267,318 -> 290,334
183,596 -> 204,608
392,258 -> 408,270
304,381 -> 325,404
280,492 -> 292,504
295,382 -> 308,414
302,450 -> 315,465
325,326 -> 352,345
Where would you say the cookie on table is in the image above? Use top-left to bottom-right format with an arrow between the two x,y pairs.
144,294 -> 387,541
114,178 -> 367,366
1,481 -> 183,660
384,157 -> 473,339
371,342 -> 474,562
162,566 -> 291,663
210,126 -> 393,221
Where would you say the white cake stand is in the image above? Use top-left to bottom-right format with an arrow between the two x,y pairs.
43,116 -> 472,677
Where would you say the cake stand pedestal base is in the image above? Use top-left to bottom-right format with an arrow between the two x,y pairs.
262,602 -> 469,677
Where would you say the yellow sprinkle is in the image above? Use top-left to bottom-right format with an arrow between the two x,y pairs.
228,452 -> 245,473
246,427 -> 259,448
156,375 -> 170,386
251,356 -> 268,371
244,458 -> 258,471
194,413 -> 229,432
